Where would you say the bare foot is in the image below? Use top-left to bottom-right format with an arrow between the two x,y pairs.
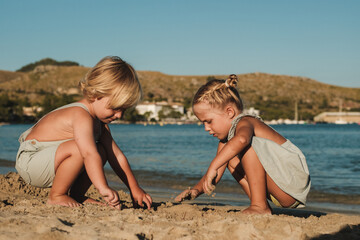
71,194 -> 116,208
47,194 -> 82,207
83,197 -> 106,206
242,205 -> 272,215
70,193 -> 105,206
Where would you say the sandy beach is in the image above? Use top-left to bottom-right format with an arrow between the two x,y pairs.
0,172 -> 359,240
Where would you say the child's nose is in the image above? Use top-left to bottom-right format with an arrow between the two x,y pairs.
114,111 -> 123,119
204,124 -> 210,132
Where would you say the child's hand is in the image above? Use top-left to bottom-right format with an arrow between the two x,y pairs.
203,169 -> 218,195
174,188 -> 200,202
99,187 -> 121,208
131,187 -> 152,209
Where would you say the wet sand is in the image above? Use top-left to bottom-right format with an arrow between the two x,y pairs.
1,172 -> 360,240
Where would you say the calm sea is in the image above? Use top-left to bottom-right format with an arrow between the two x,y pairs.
1,123 -> 359,212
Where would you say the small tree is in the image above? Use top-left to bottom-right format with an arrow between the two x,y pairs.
123,108 -> 145,123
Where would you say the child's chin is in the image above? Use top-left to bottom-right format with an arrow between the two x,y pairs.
101,119 -> 112,124
219,136 -> 228,142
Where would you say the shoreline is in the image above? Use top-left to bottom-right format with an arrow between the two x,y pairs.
0,167 -> 360,215
1,158 -> 359,215
1,172 -> 360,239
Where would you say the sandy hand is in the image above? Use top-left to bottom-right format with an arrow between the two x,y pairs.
99,187 -> 120,207
203,169 -> 217,195
174,188 -> 200,202
131,187 -> 153,210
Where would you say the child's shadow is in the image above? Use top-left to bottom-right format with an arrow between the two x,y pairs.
224,206 -> 326,218
120,201 -> 171,211
123,201 -> 327,218
271,208 -> 326,218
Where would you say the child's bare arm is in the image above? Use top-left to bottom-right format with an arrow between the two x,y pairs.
73,111 -> 110,192
100,125 -> 139,189
72,111 -> 121,207
203,119 -> 254,194
100,125 -> 152,209
211,119 -> 253,171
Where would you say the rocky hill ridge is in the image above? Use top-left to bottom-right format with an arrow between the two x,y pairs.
0,64 -> 359,120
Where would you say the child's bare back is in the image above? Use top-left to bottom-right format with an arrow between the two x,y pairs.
25,101 -> 99,142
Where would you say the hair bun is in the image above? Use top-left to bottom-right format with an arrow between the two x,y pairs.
225,74 -> 238,88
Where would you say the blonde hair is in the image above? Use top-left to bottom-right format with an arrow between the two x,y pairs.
193,74 -> 243,111
79,56 -> 142,109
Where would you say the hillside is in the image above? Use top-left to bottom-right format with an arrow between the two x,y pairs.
0,63 -> 360,121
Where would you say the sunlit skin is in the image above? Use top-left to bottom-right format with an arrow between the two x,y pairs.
175,101 -> 296,214
25,97 -> 152,209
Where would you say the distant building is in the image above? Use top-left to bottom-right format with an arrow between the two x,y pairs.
22,106 -> 43,117
135,101 -> 184,121
243,107 -> 260,116
314,112 -> 360,123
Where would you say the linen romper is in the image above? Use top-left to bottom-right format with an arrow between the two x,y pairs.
227,113 -> 311,208
15,102 -> 101,188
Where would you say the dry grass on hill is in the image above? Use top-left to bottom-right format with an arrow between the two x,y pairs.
0,66 -> 359,119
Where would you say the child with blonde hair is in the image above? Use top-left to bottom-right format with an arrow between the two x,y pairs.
16,56 -> 152,209
175,75 -> 310,214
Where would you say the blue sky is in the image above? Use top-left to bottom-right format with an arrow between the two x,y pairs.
0,0 -> 359,87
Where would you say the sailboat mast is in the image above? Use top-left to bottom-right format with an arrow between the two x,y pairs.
294,100 -> 298,122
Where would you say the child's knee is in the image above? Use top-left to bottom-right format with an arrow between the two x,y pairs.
55,140 -> 83,165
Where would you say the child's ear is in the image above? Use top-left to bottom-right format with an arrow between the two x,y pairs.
225,105 -> 236,119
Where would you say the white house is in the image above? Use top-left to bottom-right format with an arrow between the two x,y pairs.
135,102 -> 184,121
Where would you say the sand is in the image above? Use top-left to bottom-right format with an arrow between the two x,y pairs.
0,172 -> 359,240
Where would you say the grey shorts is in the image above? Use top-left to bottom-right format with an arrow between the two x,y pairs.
16,138 -> 69,187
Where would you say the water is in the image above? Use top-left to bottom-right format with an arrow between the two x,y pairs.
1,123 -> 359,212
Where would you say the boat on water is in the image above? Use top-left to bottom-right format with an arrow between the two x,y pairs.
334,119 -> 348,124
